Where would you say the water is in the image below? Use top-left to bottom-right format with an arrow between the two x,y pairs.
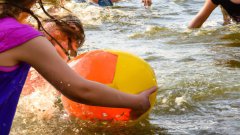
11,0 -> 240,134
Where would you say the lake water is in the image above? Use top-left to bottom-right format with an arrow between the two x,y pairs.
11,0 -> 240,134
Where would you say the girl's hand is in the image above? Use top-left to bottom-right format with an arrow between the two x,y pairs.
130,86 -> 157,120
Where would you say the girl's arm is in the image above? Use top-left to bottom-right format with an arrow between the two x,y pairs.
11,36 -> 157,118
188,0 -> 218,28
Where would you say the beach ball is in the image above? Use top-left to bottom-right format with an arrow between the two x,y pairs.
61,50 -> 157,121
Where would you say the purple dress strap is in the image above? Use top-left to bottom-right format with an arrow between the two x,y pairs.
0,65 -> 20,72
0,17 -> 43,135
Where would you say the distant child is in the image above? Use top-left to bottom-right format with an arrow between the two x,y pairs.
188,0 -> 240,28
74,0 -> 152,7
0,0 -> 157,134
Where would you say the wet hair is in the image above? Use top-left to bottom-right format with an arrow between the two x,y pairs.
43,14 -> 85,55
0,0 -> 85,59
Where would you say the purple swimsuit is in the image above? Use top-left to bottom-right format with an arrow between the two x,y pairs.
0,17 -> 42,135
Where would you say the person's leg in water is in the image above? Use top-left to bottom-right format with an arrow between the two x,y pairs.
220,6 -> 232,25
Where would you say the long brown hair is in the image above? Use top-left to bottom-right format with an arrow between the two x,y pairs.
43,14 -> 85,51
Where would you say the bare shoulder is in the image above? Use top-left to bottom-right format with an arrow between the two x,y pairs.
13,36 -> 57,61
0,36 -> 54,67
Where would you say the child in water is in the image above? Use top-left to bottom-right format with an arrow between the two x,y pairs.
22,14 -> 85,95
188,0 -> 240,28
0,0 -> 157,134
42,14 -> 85,61
74,0 -> 152,7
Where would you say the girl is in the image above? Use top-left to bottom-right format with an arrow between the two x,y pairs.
0,0 -> 157,134
188,0 -> 240,28
42,14 -> 85,61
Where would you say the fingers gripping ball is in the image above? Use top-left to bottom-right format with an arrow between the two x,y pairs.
61,50 -> 157,121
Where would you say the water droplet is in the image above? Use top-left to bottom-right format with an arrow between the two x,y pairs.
102,113 -> 108,117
